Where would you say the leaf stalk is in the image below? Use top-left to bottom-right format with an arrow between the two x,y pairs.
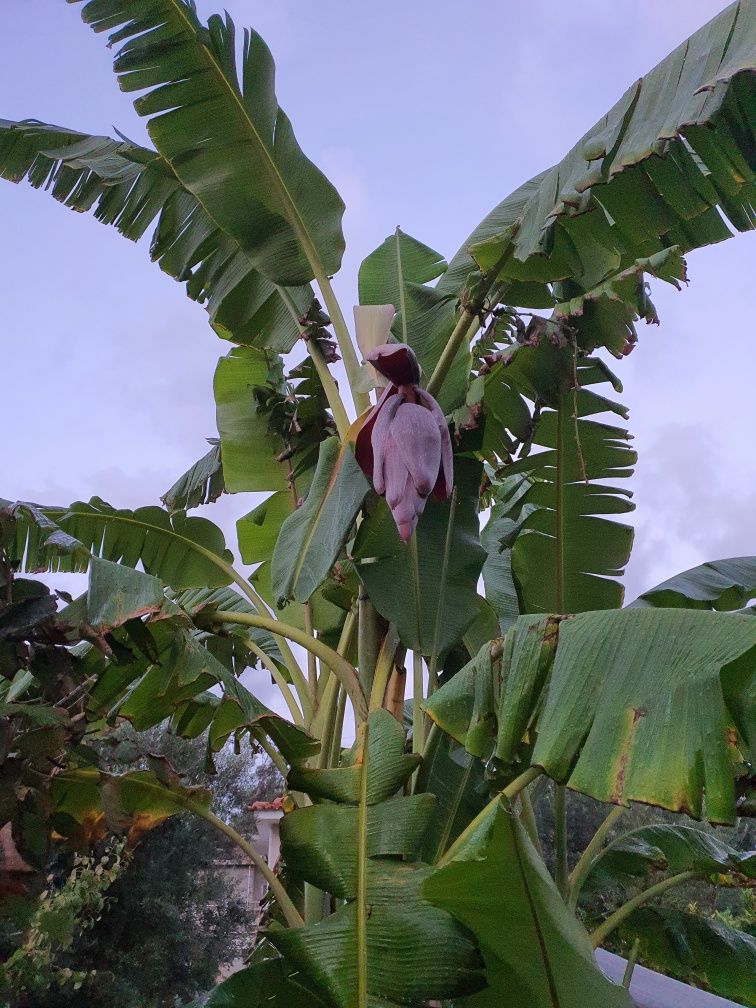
589,869 -> 699,949
214,609 -> 367,721
567,805 -> 625,909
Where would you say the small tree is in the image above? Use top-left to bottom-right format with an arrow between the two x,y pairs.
1,721 -> 282,1007
1,2 -> 755,1006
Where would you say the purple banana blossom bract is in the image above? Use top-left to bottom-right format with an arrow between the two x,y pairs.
366,342 -> 421,386
355,343 -> 453,542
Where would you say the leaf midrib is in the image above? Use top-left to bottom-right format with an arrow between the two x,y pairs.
356,720 -> 369,1007
511,823 -> 561,1006
394,229 -> 408,342
429,487 -> 458,662
555,402 -> 565,613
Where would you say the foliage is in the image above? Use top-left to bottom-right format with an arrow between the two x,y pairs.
425,609 -> 756,822
1,728 -> 279,1008
1,2 -> 755,1005
0,842 -> 124,1002
43,816 -> 248,1008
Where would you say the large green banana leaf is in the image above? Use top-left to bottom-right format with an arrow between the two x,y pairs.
358,229 -> 468,412
235,478 -> 357,642
2,497 -> 234,590
441,1 -> 755,300
0,120 -> 310,351
204,957 -> 329,1007
161,440 -> 225,512
214,346 -> 333,495
482,346 -> 635,613
423,798 -> 632,1007
69,0 -> 346,289
425,609 -> 756,822
630,556 -> 756,610
237,491 -> 293,566
85,616 -> 316,765
172,584 -> 284,669
414,731 -> 491,864
213,346 -> 289,492
618,906 -> 756,1006
581,823 -> 756,896
353,458 -> 485,656
74,556 -> 165,635
480,492 -> 526,632
272,711 -> 484,1007
271,438 -> 369,606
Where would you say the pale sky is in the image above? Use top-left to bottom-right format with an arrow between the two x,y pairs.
2,0 -> 754,620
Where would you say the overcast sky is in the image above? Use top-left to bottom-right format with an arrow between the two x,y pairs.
2,0 -> 754,628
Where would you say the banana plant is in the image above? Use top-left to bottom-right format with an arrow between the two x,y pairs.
1,1 -> 755,1005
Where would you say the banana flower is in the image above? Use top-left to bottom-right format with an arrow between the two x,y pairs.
355,342 -> 453,542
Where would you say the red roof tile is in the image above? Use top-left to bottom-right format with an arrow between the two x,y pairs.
249,796 -> 284,812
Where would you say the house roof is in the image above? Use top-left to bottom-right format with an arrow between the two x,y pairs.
249,796 -> 284,812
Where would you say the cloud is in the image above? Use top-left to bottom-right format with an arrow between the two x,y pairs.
624,420 -> 756,599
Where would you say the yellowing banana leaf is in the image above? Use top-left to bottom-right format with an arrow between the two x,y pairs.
52,764 -> 211,848
425,609 -> 756,823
